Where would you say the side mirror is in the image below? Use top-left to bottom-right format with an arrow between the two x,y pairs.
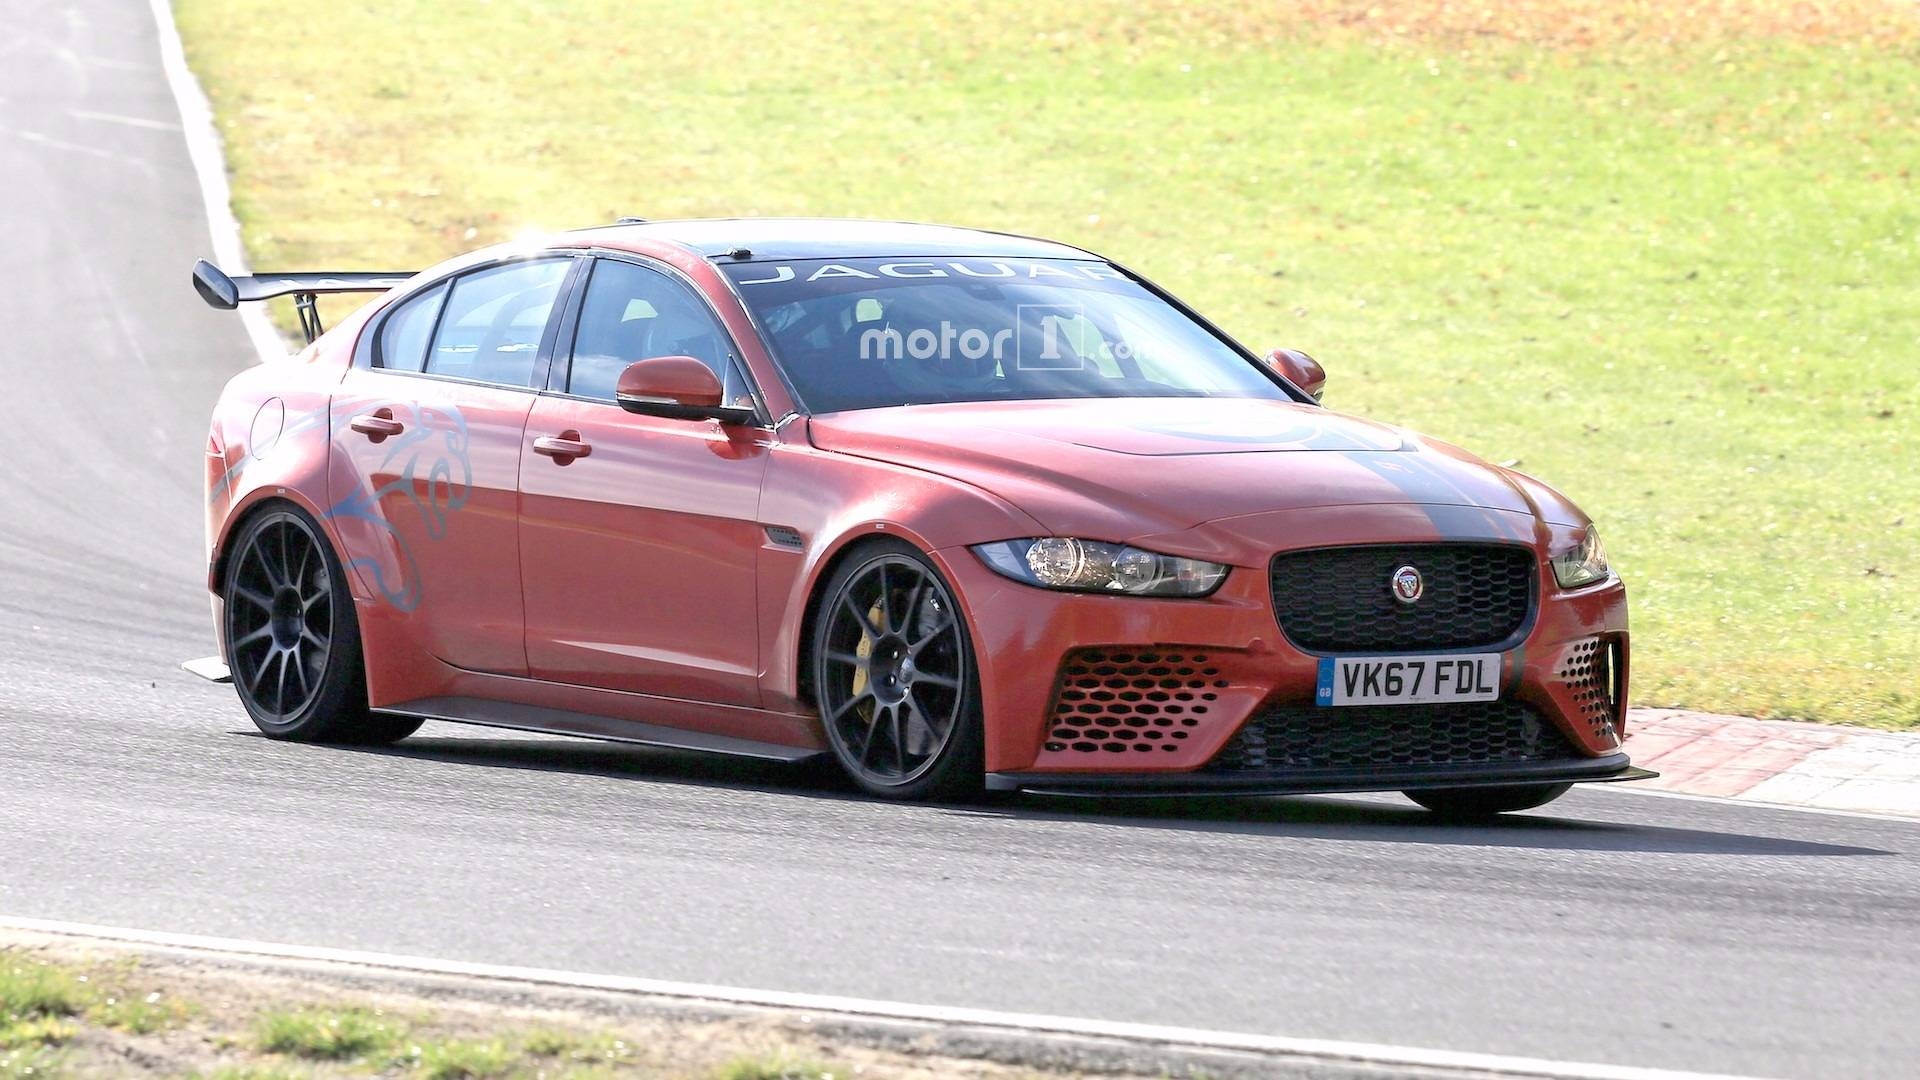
1264,348 -> 1326,403
615,356 -> 756,424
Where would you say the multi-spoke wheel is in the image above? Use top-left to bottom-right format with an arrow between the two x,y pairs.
223,505 -> 420,745
811,541 -> 982,800
1404,782 -> 1571,818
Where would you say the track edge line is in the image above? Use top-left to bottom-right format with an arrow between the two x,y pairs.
147,0 -> 285,365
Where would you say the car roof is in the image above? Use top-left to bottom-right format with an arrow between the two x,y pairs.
573,217 -> 1103,263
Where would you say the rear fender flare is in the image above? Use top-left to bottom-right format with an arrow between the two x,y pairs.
209,488 -> 359,601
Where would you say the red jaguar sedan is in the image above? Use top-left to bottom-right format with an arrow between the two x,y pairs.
189,218 -> 1647,814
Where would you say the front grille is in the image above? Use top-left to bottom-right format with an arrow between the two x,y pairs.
1559,636 -> 1622,746
1044,648 -> 1227,755
1268,543 -> 1534,652
1208,701 -> 1579,773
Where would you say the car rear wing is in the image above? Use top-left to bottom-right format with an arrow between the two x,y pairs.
192,258 -> 414,344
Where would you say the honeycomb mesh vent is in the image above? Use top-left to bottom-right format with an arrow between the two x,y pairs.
1045,649 -> 1230,754
1268,543 -> 1535,653
1209,701 -> 1580,773
1559,637 -> 1621,746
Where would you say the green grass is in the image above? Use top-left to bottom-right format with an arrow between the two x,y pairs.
253,1006 -> 400,1061
0,951 -> 995,1078
0,960 -> 82,1078
0,1015 -> 75,1052
174,1 -> 1920,727
92,988 -> 192,1036
521,1027 -> 634,1066
0,1044 -> 66,1079
408,1037 -> 517,1080
0,962 -> 84,1027
250,1005 -> 633,1076
712,1057 -> 837,1080
1,954 -> 191,1076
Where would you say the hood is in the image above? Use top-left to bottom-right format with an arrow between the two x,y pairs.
807,398 -> 1541,540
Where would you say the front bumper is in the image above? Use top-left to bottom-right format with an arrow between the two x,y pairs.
934,503 -> 1634,784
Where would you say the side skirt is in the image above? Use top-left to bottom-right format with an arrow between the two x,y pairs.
375,696 -> 828,763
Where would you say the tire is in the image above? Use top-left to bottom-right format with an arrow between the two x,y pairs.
810,540 -> 983,801
221,504 -> 421,746
1404,782 -> 1572,818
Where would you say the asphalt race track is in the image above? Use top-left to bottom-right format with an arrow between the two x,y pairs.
2,4 -> 1918,1078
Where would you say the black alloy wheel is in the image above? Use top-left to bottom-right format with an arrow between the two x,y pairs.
223,505 -> 419,745
812,541 -> 982,800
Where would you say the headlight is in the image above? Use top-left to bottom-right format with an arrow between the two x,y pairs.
1550,526 -> 1610,589
973,538 -> 1229,597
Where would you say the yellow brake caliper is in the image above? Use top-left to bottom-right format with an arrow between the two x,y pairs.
850,599 -> 885,699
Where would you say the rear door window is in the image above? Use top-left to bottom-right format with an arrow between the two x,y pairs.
423,259 -> 571,388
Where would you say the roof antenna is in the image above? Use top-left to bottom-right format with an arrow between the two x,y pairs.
726,247 -> 752,259
615,216 -> 648,224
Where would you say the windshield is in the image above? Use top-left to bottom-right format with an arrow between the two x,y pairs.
722,257 -> 1289,413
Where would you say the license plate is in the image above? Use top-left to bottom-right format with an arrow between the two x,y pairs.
1316,653 -> 1502,707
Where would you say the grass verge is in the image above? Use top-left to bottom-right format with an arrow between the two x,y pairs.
0,937 -> 1090,1078
173,0 -> 1920,726
3,953 -> 198,1076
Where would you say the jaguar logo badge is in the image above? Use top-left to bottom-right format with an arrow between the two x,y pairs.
1391,565 -> 1424,604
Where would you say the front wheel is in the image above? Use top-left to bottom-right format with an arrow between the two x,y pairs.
811,541 -> 983,801
1404,783 -> 1572,818
222,504 -> 420,745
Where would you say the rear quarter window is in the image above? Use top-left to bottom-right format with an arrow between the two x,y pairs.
376,283 -> 447,372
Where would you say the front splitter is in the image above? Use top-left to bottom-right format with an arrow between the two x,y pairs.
986,754 -> 1655,798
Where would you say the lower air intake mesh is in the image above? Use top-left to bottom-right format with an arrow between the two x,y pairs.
1209,701 -> 1580,773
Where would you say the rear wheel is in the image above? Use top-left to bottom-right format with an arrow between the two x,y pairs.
811,541 -> 982,801
1404,783 -> 1572,818
222,505 -> 420,745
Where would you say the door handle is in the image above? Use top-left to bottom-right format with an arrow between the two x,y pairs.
532,431 -> 592,464
349,409 -> 404,442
